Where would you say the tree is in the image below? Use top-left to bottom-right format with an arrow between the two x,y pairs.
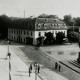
44,32 -> 55,45
63,14 -> 73,26
37,36 -> 44,45
56,32 -> 65,44
74,17 -> 80,26
0,14 -> 11,39
68,32 -> 79,43
67,26 -> 79,33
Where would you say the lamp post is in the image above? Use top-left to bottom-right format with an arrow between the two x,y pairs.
9,53 -> 11,80
7,40 -> 11,80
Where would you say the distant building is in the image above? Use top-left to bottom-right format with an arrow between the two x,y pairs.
8,18 -> 67,45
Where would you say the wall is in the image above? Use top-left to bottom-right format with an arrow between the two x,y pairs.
35,29 -> 67,39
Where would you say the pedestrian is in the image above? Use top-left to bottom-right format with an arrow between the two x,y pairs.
30,64 -> 32,70
6,52 -> 11,59
38,65 -> 40,73
55,62 -> 58,69
30,64 -> 32,73
29,67 -> 31,77
59,65 -> 61,72
34,62 -> 37,67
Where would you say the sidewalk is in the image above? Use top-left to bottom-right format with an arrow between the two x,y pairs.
0,45 -> 41,80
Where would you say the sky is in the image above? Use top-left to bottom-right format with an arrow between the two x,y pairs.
0,0 -> 80,19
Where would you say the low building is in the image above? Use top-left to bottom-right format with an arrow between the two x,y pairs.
8,18 -> 67,45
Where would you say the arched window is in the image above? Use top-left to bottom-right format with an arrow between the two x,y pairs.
38,24 -> 41,29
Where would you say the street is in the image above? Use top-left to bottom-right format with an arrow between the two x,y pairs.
0,41 -> 68,80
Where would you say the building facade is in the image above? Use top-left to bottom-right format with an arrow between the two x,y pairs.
8,18 -> 67,45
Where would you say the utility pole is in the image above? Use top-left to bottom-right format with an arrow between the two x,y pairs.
24,10 -> 25,18
71,19 -> 75,33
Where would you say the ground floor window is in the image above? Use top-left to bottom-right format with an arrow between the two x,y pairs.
39,32 -> 41,36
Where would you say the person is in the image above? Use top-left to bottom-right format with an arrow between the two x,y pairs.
8,52 -> 11,59
34,62 -> 37,67
55,62 -> 58,69
29,67 -> 31,77
59,65 -> 61,72
30,64 -> 32,70
38,65 -> 40,73
6,52 -> 11,60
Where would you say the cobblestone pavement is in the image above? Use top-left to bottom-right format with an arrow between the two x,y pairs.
40,43 -> 79,61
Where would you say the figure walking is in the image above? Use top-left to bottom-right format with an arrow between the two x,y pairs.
6,52 -> 11,60
29,67 -> 31,77
38,65 -> 40,73
55,62 -> 58,69
30,64 -> 32,70
59,65 -> 61,72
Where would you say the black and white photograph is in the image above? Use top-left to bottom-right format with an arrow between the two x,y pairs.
0,0 -> 80,80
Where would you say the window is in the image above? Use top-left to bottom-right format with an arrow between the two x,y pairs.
27,31 -> 29,35
54,24 -> 55,27
36,24 -> 38,26
43,23 -> 44,26
9,29 -> 10,33
17,30 -> 18,34
14,29 -> 15,34
14,36 -> 15,40
38,32 -> 41,36
57,24 -> 59,27
31,32 -> 32,36
21,30 -> 22,34
24,31 -> 25,35
12,29 -> 13,33
38,24 -> 41,29
24,38 -> 25,42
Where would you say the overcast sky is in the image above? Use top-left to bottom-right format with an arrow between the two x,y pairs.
0,0 -> 80,18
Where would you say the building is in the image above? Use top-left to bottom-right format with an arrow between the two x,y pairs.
8,18 -> 67,45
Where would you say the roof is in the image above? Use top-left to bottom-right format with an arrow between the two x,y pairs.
35,18 -> 67,30
35,18 -> 64,24
9,18 -> 67,30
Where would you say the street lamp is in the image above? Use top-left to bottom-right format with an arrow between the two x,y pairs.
7,40 -> 11,80
9,53 -> 11,80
